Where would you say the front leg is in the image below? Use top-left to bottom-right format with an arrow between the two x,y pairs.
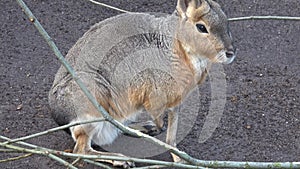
166,110 -> 183,163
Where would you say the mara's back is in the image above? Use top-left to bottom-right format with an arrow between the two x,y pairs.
51,13 -> 177,89
49,13 -> 180,125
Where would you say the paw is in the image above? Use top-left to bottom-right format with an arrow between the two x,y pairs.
127,120 -> 166,136
144,124 -> 166,136
112,160 -> 135,168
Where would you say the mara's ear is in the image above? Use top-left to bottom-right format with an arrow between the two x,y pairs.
176,0 -> 211,19
176,0 -> 189,18
193,0 -> 210,19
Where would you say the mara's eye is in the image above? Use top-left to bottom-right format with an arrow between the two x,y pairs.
196,24 -> 208,33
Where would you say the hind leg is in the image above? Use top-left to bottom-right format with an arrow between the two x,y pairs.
72,126 -> 135,168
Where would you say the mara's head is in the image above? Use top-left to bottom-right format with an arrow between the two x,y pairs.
175,0 -> 235,64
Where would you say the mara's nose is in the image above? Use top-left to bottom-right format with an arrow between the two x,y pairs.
225,50 -> 235,59
225,44 -> 236,58
224,47 -> 236,64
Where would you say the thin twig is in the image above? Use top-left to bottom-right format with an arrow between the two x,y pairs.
48,153 -> 78,169
0,153 -> 33,163
228,15 -> 300,21
0,135 -> 207,169
43,151 -> 79,169
84,159 -> 113,169
0,140 -> 78,169
0,149 -> 21,153
0,135 -> 46,149
0,139 -> 206,169
0,135 -> 204,169
87,0 -> 132,13
86,0 -> 300,22
71,157 -> 81,166
2,136 -> 299,169
133,165 -> 171,169
3,118 -> 105,144
4,133 -> 298,169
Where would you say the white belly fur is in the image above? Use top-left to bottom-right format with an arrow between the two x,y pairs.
70,113 -> 138,146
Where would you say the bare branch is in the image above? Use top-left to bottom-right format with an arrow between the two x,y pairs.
84,159 -> 114,169
85,0 -> 300,22
87,0 -> 132,13
229,16 -> 300,21
0,153 -> 32,163
134,165 -> 167,169
3,118 -> 105,144
0,140 -> 78,169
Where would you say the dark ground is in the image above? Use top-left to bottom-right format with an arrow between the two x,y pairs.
0,0 -> 299,168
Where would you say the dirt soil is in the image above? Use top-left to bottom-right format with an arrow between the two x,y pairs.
0,0 -> 299,168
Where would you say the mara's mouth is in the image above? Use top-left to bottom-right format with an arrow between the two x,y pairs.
215,50 -> 236,64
